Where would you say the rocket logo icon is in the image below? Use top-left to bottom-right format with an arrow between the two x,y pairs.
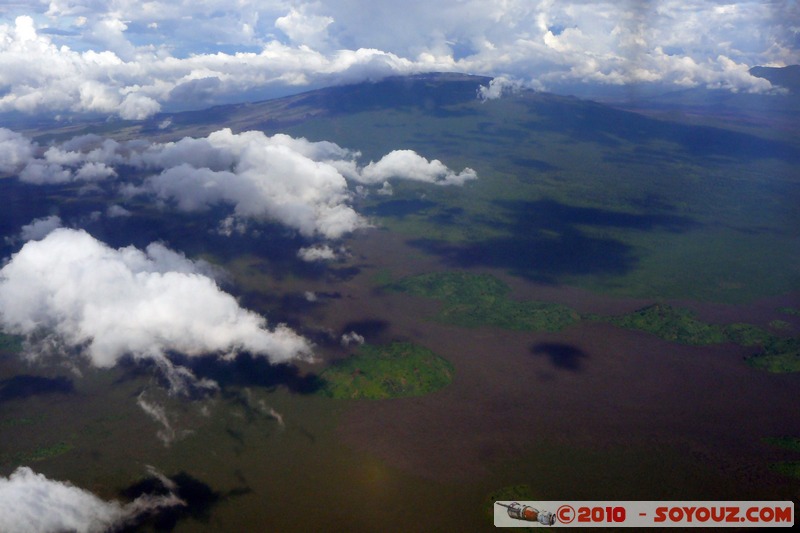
496,502 -> 556,526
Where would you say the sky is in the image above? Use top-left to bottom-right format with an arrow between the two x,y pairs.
0,1 -> 797,118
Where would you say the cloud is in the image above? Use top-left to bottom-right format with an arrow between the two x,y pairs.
106,204 -> 131,217
0,15 -> 424,119
137,392 -> 179,446
0,466 -> 184,533
17,215 -> 63,241
340,331 -> 365,347
4,128 -> 476,239
275,6 -> 335,49
357,150 -> 478,186
129,129 -> 367,239
0,128 -> 34,173
478,76 -> 523,100
0,229 -> 314,376
2,3 -> 793,119
4,215 -> 63,246
297,244 -> 339,262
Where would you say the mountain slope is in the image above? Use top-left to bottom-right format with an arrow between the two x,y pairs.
17,73 -> 800,302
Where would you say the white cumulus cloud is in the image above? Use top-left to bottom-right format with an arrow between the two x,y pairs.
297,244 -> 339,262
340,331 -> 365,347
3,128 -> 477,239
357,150 -> 478,186
478,76 -> 524,100
17,215 -> 63,241
0,229 -> 314,373
0,466 -> 184,533
1,3 -> 793,119
0,127 -> 35,173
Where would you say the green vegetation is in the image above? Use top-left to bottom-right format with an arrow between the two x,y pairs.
604,304 -> 788,348
319,342 -> 454,400
600,304 -> 800,372
769,320 -> 793,331
387,272 -> 579,331
280,84 -> 800,303
769,462 -> 800,479
746,337 -> 800,373
763,436 -> 800,453
724,323 -> 775,346
388,271 -> 800,372
779,307 -> 800,317
0,416 -> 43,428
1,441 -> 74,466
764,437 -> 800,480
607,304 -> 727,345
0,332 -> 23,353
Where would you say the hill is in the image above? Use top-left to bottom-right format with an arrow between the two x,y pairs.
750,65 -> 800,93
11,73 -> 800,302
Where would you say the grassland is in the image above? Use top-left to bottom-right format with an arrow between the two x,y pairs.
280,83 -> 800,304
11,76 -> 800,306
318,342 -> 454,399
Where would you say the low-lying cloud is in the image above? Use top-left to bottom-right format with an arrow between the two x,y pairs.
297,244 -> 341,262
3,128 -> 477,240
0,466 -> 184,533
0,229 -> 313,376
356,150 -> 478,186
478,76 -> 524,101
0,128 -> 35,174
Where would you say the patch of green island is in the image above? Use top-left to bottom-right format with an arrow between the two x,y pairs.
764,437 -> 800,453
0,415 -> 44,428
387,271 -> 579,331
1,441 -> 74,466
386,271 -> 800,372
769,319 -> 792,331
605,304 -> 774,346
318,342 -> 454,400
745,337 -> 800,373
779,307 -> 800,317
769,462 -> 800,479
0,332 -> 23,353
764,437 -> 800,479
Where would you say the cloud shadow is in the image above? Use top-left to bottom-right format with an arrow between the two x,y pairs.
530,342 -> 588,371
0,375 -> 74,403
186,354 -> 323,395
119,472 -> 251,532
410,198 -> 697,283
